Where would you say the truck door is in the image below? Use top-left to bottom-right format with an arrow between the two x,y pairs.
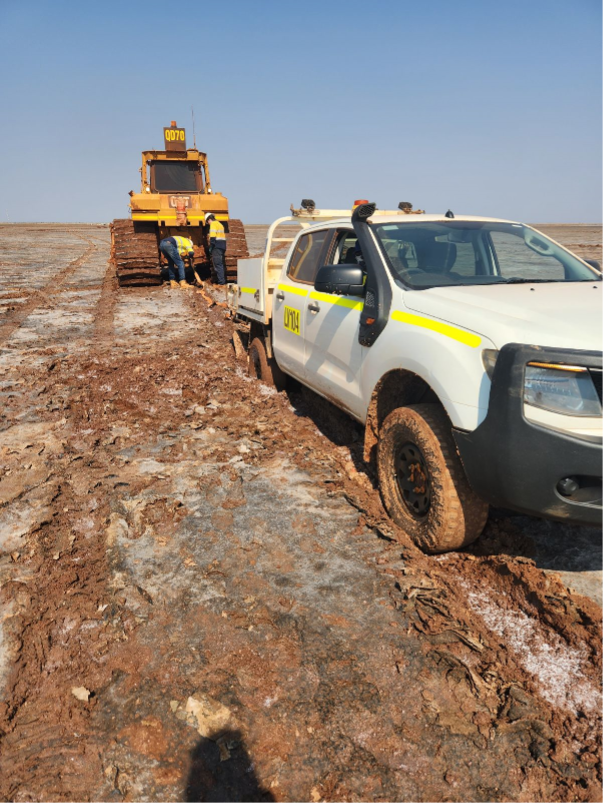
272,228 -> 330,380
303,229 -> 366,418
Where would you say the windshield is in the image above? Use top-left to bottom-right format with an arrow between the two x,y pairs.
152,161 -> 198,192
372,221 -> 601,288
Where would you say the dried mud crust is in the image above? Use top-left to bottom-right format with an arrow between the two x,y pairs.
0,227 -> 600,802
377,403 -> 489,553
0,234 -> 98,345
386,552 -> 603,800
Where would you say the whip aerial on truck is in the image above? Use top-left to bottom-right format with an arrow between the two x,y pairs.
230,200 -> 603,553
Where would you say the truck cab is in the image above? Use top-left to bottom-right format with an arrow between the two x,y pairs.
233,202 -> 603,552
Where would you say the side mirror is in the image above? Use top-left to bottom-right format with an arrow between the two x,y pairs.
585,259 -> 601,272
314,264 -> 365,296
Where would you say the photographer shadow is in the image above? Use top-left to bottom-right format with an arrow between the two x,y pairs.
185,729 -> 274,803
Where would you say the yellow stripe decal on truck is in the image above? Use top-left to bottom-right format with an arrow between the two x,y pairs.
391,310 -> 482,348
278,283 -> 308,297
309,291 -> 364,311
239,287 -> 257,294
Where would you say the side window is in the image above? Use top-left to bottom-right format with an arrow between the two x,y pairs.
489,231 -> 565,280
287,230 -> 329,284
330,230 -> 358,265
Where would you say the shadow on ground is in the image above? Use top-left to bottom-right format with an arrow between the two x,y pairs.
473,508 -> 602,572
185,730 -> 274,803
288,384 -> 370,471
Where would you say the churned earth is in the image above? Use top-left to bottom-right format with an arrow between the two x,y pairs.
0,223 -> 601,802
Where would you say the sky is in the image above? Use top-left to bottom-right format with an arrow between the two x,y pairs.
0,0 -> 601,224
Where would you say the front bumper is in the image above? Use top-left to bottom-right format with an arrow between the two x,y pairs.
453,343 -> 602,526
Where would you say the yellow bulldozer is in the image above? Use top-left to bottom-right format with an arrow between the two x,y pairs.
110,121 -> 248,286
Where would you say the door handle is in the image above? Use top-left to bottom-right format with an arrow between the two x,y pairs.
308,302 -> 320,313
276,291 -> 285,301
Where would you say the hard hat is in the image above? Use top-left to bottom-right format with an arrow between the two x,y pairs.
204,212 -> 214,223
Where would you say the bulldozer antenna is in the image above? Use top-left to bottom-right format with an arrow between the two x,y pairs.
191,106 -> 197,150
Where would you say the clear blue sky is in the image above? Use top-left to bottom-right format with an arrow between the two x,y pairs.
0,0 -> 601,223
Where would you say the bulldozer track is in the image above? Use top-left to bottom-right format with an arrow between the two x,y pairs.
223,218 -> 249,282
93,248 -> 120,343
110,220 -> 162,287
0,236 -> 97,346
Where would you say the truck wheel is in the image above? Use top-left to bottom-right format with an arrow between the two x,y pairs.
377,403 -> 488,553
248,338 -> 287,392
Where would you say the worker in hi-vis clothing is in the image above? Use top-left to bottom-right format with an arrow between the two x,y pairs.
205,212 -> 227,285
159,236 -> 194,289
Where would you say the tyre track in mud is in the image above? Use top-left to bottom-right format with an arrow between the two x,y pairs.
0,232 -> 121,800
0,254 -> 218,798
93,243 -> 120,343
0,236 -> 98,346
0,226 -> 601,802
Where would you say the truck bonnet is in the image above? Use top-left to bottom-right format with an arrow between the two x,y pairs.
403,282 -> 603,352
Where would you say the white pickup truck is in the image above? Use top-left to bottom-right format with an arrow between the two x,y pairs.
230,201 -> 602,553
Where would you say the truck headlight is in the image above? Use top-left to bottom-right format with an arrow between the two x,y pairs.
524,363 -> 602,417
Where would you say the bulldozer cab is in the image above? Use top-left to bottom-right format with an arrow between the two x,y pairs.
140,121 -> 212,196
141,152 -> 211,195
149,160 -> 204,193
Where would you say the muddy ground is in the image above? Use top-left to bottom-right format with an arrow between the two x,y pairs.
0,223 -> 601,802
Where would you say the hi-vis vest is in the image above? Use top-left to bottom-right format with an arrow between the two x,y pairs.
173,236 -> 194,256
209,219 -> 226,248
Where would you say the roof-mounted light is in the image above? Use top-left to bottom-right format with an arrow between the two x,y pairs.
301,199 -> 315,211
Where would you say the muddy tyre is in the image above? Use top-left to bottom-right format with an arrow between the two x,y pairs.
377,403 -> 488,553
248,338 -> 287,391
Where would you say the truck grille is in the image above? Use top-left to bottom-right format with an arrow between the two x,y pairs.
589,368 -> 603,404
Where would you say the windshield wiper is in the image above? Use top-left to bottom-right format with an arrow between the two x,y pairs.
502,277 -> 560,284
